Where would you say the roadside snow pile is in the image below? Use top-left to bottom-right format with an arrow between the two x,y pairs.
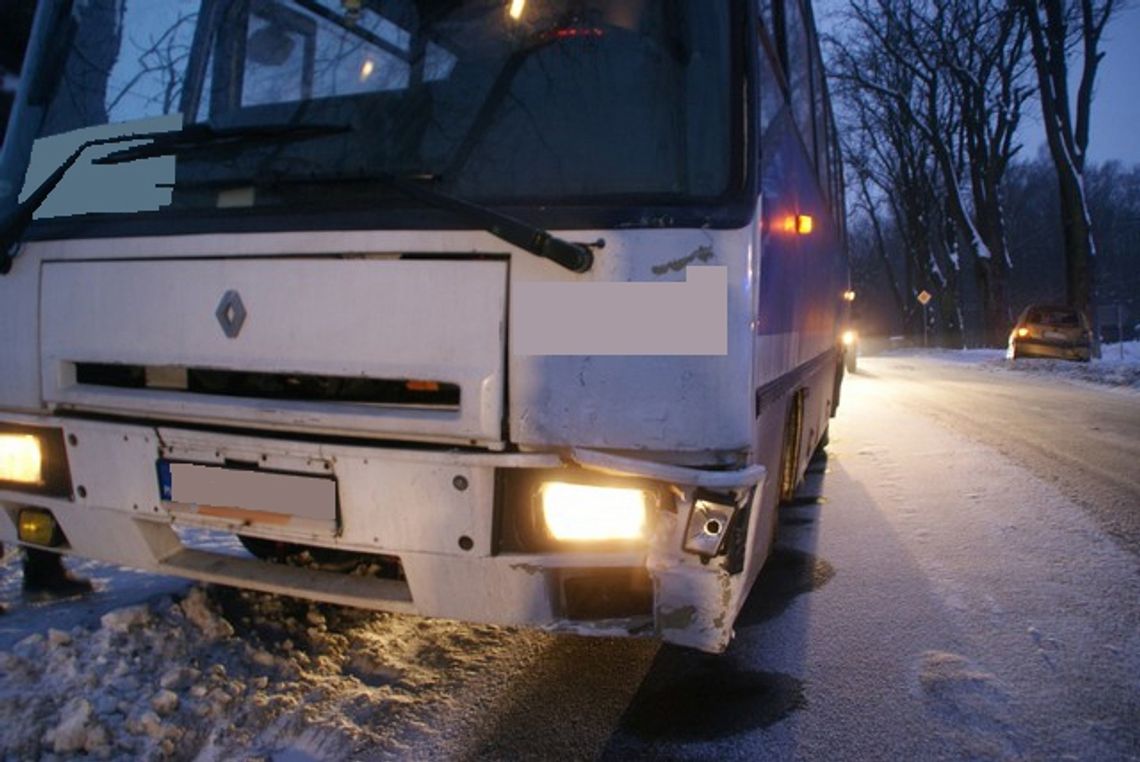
884,344 -> 1140,388
0,585 -> 521,760
1003,341 -> 1140,388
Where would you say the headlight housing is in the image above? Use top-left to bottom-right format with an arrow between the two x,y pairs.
495,469 -> 660,553
0,425 -> 73,498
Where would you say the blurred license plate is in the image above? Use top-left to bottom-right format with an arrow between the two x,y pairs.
157,461 -> 336,531
1045,331 -> 1067,341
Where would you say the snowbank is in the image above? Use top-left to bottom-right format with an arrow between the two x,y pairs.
878,342 -> 1140,389
0,579 -> 529,760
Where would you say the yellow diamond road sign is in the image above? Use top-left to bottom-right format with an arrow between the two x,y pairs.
917,290 -> 932,305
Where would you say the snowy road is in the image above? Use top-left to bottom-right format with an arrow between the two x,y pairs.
2,353 -> 1138,760
602,354 -> 1140,760
862,353 -> 1140,554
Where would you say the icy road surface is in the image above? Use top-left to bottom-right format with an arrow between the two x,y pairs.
1,353 -> 1138,760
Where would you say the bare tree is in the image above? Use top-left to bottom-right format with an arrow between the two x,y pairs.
942,0 -> 1031,339
106,12 -> 197,119
831,14 -> 960,343
848,147 -> 910,328
832,0 -> 1031,345
1013,0 -> 1119,350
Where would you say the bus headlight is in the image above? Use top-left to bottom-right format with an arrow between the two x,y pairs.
540,482 -> 647,542
0,425 -> 73,497
0,434 -> 43,484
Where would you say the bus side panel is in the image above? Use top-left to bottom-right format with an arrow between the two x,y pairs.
745,108 -> 847,582
756,111 -> 846,383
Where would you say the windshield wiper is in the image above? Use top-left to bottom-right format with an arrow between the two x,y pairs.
0,121 -> 595,274
366,173 -> 596,273
0,122 -> 350,274
91,122 -> 352,165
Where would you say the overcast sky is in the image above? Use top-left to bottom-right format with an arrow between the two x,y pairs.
1075,2 -> 1140,165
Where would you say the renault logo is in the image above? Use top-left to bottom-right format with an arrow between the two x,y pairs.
215,290 -> 247,339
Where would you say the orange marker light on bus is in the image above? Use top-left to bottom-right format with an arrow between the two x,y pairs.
780,214 -> 813,235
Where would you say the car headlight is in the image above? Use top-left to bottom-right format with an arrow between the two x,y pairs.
0,434 -> 42,484
540,482 -> 647,542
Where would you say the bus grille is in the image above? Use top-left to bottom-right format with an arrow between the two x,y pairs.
73,363 -> 460,409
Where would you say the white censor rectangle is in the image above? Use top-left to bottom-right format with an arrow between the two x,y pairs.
512,266 -> 727,356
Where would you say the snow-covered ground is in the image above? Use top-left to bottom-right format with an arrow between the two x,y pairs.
878,340 -> 1140,388
0,550 -> 567,760
1,356 -> 1137,760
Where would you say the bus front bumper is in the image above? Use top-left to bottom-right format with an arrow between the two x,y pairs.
0,414 -> 765,653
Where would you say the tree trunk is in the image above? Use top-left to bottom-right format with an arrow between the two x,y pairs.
1015,0 -> 1112,354
1057,163 -> 1098,321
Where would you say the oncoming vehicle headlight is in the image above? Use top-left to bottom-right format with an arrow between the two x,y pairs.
541,482 -> 648,542
842,330 -> 857,347
0,434 -> 42,485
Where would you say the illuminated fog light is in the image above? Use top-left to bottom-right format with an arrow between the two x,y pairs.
541,482 -> 647,542
683,498 -> 737,557
842,330 -> 857,347
18,508 -> 62,546
0,433 -> 42,484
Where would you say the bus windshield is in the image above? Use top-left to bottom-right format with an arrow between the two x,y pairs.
31,0 -> 733,212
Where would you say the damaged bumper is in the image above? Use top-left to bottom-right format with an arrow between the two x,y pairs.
0,414 -> 764,653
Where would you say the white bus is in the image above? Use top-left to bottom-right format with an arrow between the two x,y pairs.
0,0 -> 848,653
